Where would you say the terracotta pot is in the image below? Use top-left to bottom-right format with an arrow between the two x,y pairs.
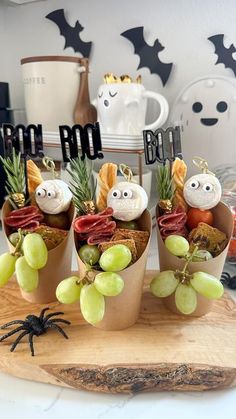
156,202 -> 233,316
76,210 -> 152,330
2,201 -> 75,304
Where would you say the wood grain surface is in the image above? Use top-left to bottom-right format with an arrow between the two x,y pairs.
0,271 -> 235,393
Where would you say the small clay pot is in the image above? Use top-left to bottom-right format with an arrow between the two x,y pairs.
156,202 -> 233,316
76,209 -> 152,330
2,200 -> 76,304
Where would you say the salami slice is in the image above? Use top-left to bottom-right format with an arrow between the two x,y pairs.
158,207 -> 188,239
4,206 -> 44,230
73,207 -> 116,244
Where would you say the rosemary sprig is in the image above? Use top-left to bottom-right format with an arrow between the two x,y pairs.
156,162 -> 174,201
66,156 -> 96,215
0,148 -> 25,208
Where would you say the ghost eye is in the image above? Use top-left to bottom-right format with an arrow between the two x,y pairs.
122,189 -> 132,199
47,190 -> 56,198
36,188 -> 46,197
192,102 -> 203,113
216,101 -> 227,112
109,91 -> 118,98
98,91 -> 103,98
189,180 -> 200,189
203,183 -> 213,192
112,189 -> 121,199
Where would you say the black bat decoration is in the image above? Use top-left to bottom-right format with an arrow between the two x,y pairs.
208,34 -> 236,76
121,26 -> 173,86
46,9 -> 92,57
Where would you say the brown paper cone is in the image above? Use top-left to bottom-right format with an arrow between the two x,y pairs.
2,201 -> 75,304
156,202 -> 233,316
76,209 -> 152,330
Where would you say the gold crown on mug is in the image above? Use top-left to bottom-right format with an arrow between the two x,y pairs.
103,73 -> 142,84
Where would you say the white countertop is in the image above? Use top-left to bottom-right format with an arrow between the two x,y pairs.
0,229 -> 236,419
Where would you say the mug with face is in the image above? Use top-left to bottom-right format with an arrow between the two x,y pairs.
94,75 -> 169,136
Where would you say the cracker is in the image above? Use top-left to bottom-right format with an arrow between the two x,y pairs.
111,228 -> 149,258
33,225 -> 68,250
189,222 -> 227,256
98,238 -> 137,262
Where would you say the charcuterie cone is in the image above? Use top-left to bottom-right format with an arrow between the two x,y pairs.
156,202 -> 233,316
76,210 -> 152,330
2,201 -> 75,304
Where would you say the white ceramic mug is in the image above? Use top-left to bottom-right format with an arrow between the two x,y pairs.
93,83 -> 169,136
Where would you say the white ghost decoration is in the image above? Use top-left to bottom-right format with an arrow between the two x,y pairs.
35,179 -> 72,214
107,181 -> 148,221
170,76 -> 236,175
183,173 -> 222,210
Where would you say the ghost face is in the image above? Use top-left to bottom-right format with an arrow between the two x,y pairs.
183,174 -> 222,210
107,181 -> 148,221
192,99 -> 228,126
97,83 -> 145,135
35,179 -> 72,215
170,76 -> 236,171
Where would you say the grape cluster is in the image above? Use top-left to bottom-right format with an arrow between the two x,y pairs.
0,231 -> 48,292
56,244 -> 132,325
151,235 -> 224,315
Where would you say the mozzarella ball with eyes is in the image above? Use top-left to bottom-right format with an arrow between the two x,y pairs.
107,181 -> 148,221
35,179 -> 72,214
183,173 -> 222,210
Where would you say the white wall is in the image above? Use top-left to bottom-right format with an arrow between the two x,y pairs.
2,0 -> 236,113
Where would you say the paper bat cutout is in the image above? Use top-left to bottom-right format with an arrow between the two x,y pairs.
121,26 -> 173,86
208,34 -> 236,76
46,9 -> 92,57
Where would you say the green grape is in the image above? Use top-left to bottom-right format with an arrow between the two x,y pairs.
192,250 -> 213,262
190,271 -> 224,299
165,235 -> 189,257
56,276 -> 82,304
94,272 -> 124,296
23,233 -> 48,269
15,256 -> 39,292
150,270 -> 179,298
99,244 -> 132,272
80,283 -> 105,324
0,252 -> 17,287
78,244 -> 101,266
175,283 -> 197,315
8,232 -> 22,247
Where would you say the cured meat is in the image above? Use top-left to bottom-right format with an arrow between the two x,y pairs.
158,207 -> 187,239
4,206 -> 44,231
87,233 -> 116,245
73,207 -> 116,244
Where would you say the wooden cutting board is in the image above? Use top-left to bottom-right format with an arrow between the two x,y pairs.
0,271 -> 236,393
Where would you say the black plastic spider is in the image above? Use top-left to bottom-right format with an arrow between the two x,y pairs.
0,307 -> 71,356
221,272 -> 236,290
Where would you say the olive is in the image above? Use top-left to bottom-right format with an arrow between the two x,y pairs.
78,244 -> 101,266
116,220 -> 139,230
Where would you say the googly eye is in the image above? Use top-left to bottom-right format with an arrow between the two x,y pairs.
47,190 -> 56,199
111,189 -> 121,199
122,189 -> 132,199
202,183 -> 213,192
36,188 -> 46,198
189,180 -> 200,190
